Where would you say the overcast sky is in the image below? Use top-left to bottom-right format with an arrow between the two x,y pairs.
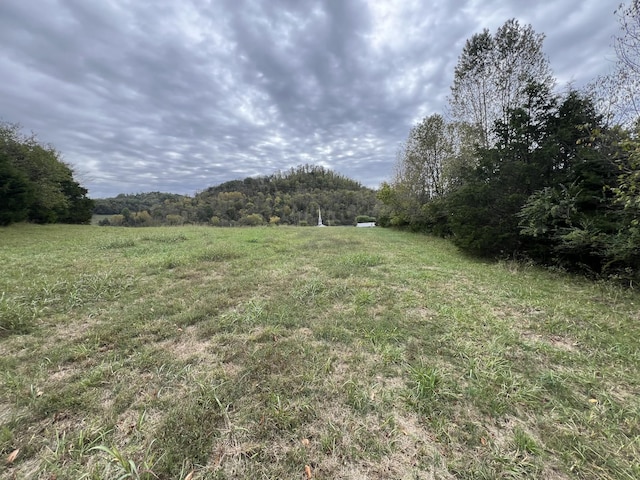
0,0 -> 622,198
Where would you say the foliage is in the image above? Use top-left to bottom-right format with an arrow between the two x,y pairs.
589,1 -> 640,126
449,19 -> 554,147
613,0 -> 640,122
446,87 -> 638,280
0,122 -> 93,225
447,82 -> 557,255
383,77 -> 638,280
395,114 -> 453,201
0,152 -> 31,226
381,115 -> 454,231
96,164 -> 380,227
92,192 -> 188,215
605,135 -> 640,276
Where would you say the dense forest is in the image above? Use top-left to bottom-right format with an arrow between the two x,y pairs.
94,165 -> 380,226
379,11 -> 640,283
0,122 -> 93,226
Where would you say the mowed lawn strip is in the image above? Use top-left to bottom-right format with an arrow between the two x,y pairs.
1,224 -> 639,479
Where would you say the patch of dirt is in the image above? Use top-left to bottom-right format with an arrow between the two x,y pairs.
0,403 -> 18,424
406,307 -> 438,321
296,326 -> 314,335
48,364 -> 81,382
156,325 -> 216,363
483,415 -> 517,450
520,331 -> 578,352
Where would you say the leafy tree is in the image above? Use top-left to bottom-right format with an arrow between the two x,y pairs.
0,152 -> 31,225
0,121 -> 93,225
379,115 -> 454,230
396,114 -> 453,200
590,2 -> 640,125
132,210 -> 153,226
449,19 -> 554,147
613,1 -> 640,122
121,208 -> 132,223
166,214 -> 184,226
93,192 -> 188,215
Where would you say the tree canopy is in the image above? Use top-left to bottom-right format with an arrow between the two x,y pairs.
0,122 -> 93,226
449,19 -> 554,147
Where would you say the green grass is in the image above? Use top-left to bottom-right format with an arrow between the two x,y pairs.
1,223 -> 639,479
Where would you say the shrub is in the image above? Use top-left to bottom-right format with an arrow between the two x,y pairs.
239,213 -> 265,226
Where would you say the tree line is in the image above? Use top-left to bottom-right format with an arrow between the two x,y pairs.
379,8 -> 640,283
0,123 -> 93,226
95,165 -> 380,227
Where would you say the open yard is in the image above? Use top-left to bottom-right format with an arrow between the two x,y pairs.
1,224 -> 639,479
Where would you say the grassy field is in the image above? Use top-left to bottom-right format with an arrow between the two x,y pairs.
1,224 -> 639,479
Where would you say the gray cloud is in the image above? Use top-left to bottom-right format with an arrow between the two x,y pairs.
0,0 -> 620,197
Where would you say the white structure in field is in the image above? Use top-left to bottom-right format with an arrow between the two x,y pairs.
317,209 -> 326,227
356,222 -> 376,227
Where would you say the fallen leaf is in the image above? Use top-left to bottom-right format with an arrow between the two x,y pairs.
304,464 -> 312,479
184,470 -> 195,480
6,448 -> 19,464
480,437 -> 487,446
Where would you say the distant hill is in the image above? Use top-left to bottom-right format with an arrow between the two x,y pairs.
94,165 -> 380,226
93,192 -> 188,215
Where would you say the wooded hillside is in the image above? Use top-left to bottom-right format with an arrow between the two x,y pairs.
94,165 -> 380,227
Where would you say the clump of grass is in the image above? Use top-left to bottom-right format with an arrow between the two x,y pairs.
0,291 -> 42,336
98,238 -> 136,250
344,253 -> 384,267
407,364 -> 443,408
141,233 -> 188,243
196,247 -> 241,262
90,442 -> 160,480
293,278 -> 327,303
513,426 -> 542,455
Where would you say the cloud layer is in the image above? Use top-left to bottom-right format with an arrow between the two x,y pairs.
0,0 -> 620,197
